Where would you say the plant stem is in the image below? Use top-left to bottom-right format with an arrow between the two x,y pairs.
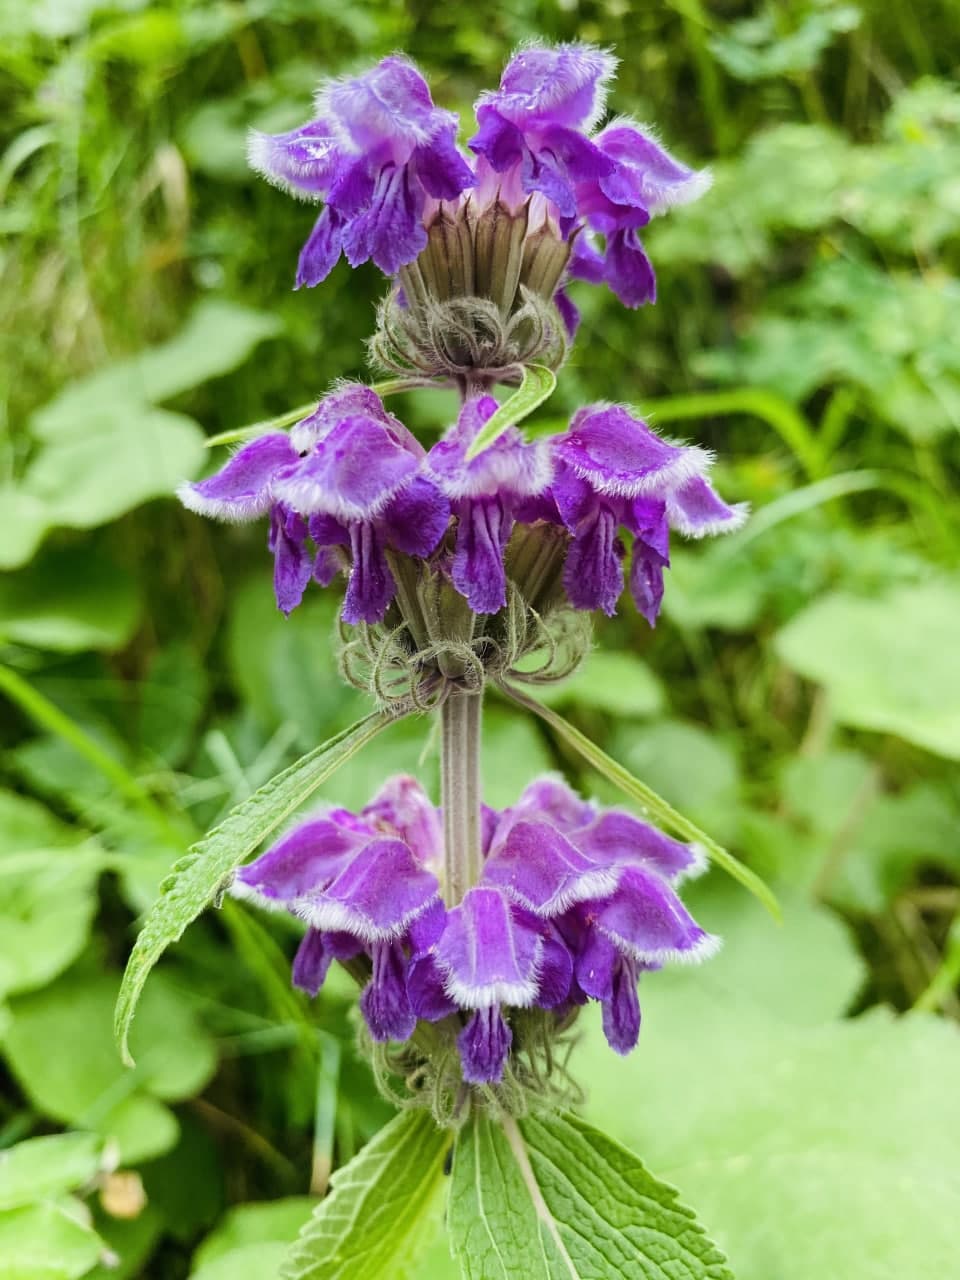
441,688 -> 483,905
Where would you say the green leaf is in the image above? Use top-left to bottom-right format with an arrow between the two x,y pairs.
449,1112 -> 732,1279
502,681 -> 779,919
0,548 -> 140,652
464,365 -> 557,460
0,1200 -> 104,1280
4,970 -> 215,1164
194,1200 -> 317,1270
0,1134 -> 104,1211
280,1110 -> 449,1280
30,302 -> 281,441
576,996 -> 960,1280
530,650 -> 665,718
115,709 -> 404,1064
775,580 -> 960,758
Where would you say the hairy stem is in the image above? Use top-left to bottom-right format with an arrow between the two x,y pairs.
441,688 -> 484,905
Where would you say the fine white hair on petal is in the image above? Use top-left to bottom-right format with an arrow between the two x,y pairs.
501,866 -> 621,917
229,877 -> 290,912
599,926 -> 723,967
246,130 -> 330,204
428,434 -> 554,500
674,842 -> 710,883
435,934 -> 545,1009
598,116 -> 714,212
669,499 -> 751,540
481,39 -> 619,134
175,480 -> 271,524
295,892 -> 437,943
566,441 -> 714,500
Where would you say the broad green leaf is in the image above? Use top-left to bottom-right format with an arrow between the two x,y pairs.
577,997 -> 960,1280
0,491 -> 49,572
464,365 -> 557,460
4,969 -> 214,1163
502,682 -> 779,919
193,1200 -> 317,1270
0,1200 -> 104,1280
0,1134 -> 104,1211
0,851 -> 99,1000
280,1110 -> 449,1280
775,581 -> 960,758
21,408 -> 205,530
530,650 -> 665,718
30,302 -> 281,440
0,548 -> 140,652
115,709 -> 403,1063
449,1112 -> 732,1279
192,1243 -> 290,1280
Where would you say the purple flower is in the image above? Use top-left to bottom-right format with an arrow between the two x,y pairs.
178,386 -> 450,624
275,403 -> 449,624
470,43 -> 617,221
233,772 -> 715,1078
249,56 -> 474,285
571,120 -> 712,307
537,404 -> 745,622
425,396 -> 552,613
234,777 -> 444,1042
408,886 -> 572,1083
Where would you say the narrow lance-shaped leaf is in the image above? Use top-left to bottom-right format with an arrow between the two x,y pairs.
464,363 -> 557,460
501,680 -> 780,920
115,709 -> 404,1064
204,378 -> 434,448
280,1109 -> 450,1280
449,1111 -> 734,1280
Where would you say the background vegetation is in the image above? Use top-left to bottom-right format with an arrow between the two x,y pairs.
2,1 -> 959,1277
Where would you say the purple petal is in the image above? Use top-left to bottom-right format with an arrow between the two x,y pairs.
451,496 -> 510,614
276,416 -> 421,521
557,404 -> 707,497
247,119 -> 344,198
576,811 -> 705,882
361,775 -> 443,871
313,545 -> 343,588
343,521 -> 396,624
554,288 -> 580,338
295,206 -> 345,289
666,475 -> 747,538
303,837 -> 439,941
484,821 -> 619,916
628,542 -> 665,626
407,898 -> 447,955
458,1006 -> 513,1084
562,504 -> 623,616
469,107 -> 526,172
574,927 -> 619,1000
601,954 -> 642,1054
435,886 -> 541,1007
269,506 -> 313,616
509,776 -> 596,833
414,132 -> 474,200
407,952 -> 459,1021
597,122 -> 711,214
234,817 -> 362,906
539,124 -> 614,182
427,397 -> 552,501
594,865 -> 717,963
360,940 -> 417,1042
568,235 -> 606,283
379,476 -> 451,558
178,434 -> 298,522
291,384 -> 395,452
604,228 -> 657,308
323,56 -> 453,155
292,927 -> 333,997
486,43 -> 618,131
341,165 -> 427,276
521,148 -> 577,219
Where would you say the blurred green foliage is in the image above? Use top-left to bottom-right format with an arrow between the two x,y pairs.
1,0 -> 959,1276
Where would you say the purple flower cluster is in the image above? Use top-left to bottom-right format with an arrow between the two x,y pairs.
234,774 -> 715,1084
249,43 -> 709,308
179,386 -> 743,624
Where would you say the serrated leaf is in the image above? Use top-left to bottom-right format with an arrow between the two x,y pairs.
449,1112 -> 733,1279
502,681 -> 779,919
280,1110 -> 449,1280
464,365 -> 557,460
115,710 -> 403,1064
